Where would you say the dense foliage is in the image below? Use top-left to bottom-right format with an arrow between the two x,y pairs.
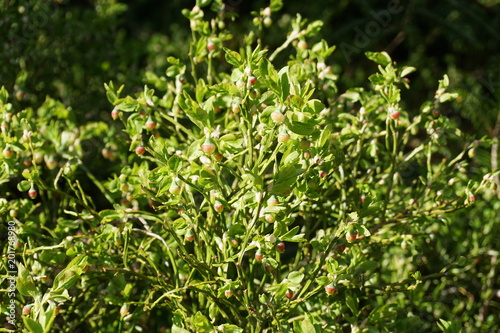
1,0 -> 499,332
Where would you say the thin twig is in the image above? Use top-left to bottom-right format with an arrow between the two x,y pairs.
491,109 -> 500,199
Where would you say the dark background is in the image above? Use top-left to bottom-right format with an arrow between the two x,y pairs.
2,0 -> 499,131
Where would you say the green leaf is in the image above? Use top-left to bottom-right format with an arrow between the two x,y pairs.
172,326 -> 190,333
197,0 -> 211,8
400,66 -> 416,78
365,51 -> 391,67
224,48 -> 243,67
172,310 -> 186,328
342,89 -> 361,102
181,8 -> 192,19
115,96 -> 138,112
104,82 -> 115,101
251,44 -> 267,63
270,166 -> 303,194
191,312 -> 213,332
168,155 -> 182,173
8,142 -> 28,155
17,180 -> 31,192
99,210 -> 122,223
281,226 -> 299,239
281,226 -> 306,242
305,99 -> 325,113
260,58 -> 278,80
359,201 -> 383,219
287,118 -> 315,136
279,68 -> 290,102
179,91 -> 210,129
287,111 -> 316,136
41,304 -> 59,333
282,150 -> 300,167
273,222 -> 288,238
220,324 -> 244,333
294,317 -> 316,333
23,317 -> 43,333
270,0 -> 283,11
438,74 -> 450,90
52,255 -> 88,291
437,319 -> 451,332
289,95 -> 305,110
368,73 -> 385,86
16,263 -> 39,297
168,56 -> 181,65
305,20 -> 323,36
346,294 -> 359,317
66,246 -> 78,256
166,65 -> 181,78
439,92 -> 459,103
47,288 -> 71,303
0,85 -> 8,104
311,39 -> 336,59
267,281 -> 288,298
436,318 -> 462,333
286,234 -> 306,242
17,276 -> 38,297
356,225 -> 371,237
317,124 -> 331,148
315,276 -> 330,286
348,212 -> 359,221
195,79 -> 208,104
288,271 -> 304,285
208,302 -> 218,321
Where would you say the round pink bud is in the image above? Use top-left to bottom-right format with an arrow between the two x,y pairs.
201,138 -> 216,155
325,283 -> 337,295
111,108 -> 119,120
214,200 -> 224,213
135,146 -> 145,155
145,117 -> 156,131
276,242 -> 285,253
390,110 -> 400,120
28,187 -> 38,199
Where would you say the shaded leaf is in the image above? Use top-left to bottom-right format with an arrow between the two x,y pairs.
23,317 -> 43,333
365,51 -> 391,66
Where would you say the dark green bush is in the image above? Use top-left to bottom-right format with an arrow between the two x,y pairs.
1,1 -> 499,332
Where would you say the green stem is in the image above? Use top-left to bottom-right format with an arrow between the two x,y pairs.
207,53 -> 213,86
158,112 -> 194,139
269,35 -> 297,62
258,137 -> 281,176
36,178 -> 100,218
132,228 -> 178,286
291,166 -> 349,308
189,30 -> 198,83
238,197 -> 264,266
380,117 -> 399,225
